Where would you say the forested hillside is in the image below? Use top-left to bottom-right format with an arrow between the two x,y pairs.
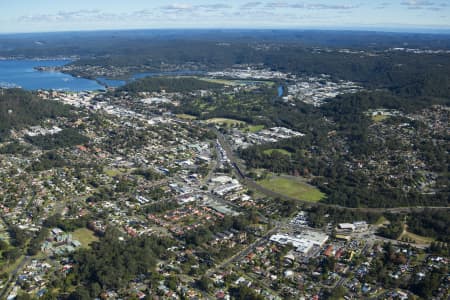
116,77 -> 224,94
0,89 -> 71,141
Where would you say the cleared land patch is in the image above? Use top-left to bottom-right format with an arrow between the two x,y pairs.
104,168 -> 123,177
246,125 -> 265,132
399,230 -> 435,244
72,228 -> 99,248
206,118 -> 246,127
371,114 -> 389,122
196,77 -> 239,86
176,114 -> 197,120
258,175 -> 325,202
374,216 -> 388,226
263,148 -> 292,156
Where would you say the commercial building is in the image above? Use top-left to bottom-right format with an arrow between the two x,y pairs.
270,230 -> 328,255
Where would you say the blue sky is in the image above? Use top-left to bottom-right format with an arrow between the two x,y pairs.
0,0 -> 449,33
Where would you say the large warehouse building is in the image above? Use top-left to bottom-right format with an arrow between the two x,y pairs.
270,230 -> 329,255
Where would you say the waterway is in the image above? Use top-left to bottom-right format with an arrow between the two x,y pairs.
0,60 -> 105,91
0,60 -> 207,91
278,85 -> 284,97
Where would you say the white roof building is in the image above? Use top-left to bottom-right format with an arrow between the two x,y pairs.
211,176 -> 234,184
338,223 -> 356,231
270,230 -> 328,254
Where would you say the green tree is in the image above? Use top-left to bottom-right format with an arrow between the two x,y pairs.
68,288 -> 91,300
197,275 -> 213,292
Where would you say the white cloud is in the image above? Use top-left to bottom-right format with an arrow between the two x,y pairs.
13,1 -> 448,31
160,3 -> 193,11
18,10 -> 157,23
400,0 -> 448,10
197,4 -> 231,10
265,2 -> 357,10
241,2 -> 263,10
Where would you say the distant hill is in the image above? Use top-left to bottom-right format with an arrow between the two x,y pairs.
1,30 -> 450,58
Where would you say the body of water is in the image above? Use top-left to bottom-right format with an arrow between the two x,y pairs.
96,77 -> 126,88
278,85 -> 284,97
0,60 -> 105,91
0,60 -> 208,91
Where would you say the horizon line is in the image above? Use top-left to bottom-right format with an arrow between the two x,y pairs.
1,26 -> 450,36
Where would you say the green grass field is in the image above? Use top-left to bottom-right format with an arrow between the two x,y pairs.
104,168 -> 123,177
246,125 -> 265,133
176,114 -> 197,120
263,148 -> 292,156
258,175 -> 325,202
72,228 -> 99,248
371,114 -> 389,122
206,118 -> 247,127
399,230 -> 435,244
196,77 -> 239,86
374,216 -> 388,226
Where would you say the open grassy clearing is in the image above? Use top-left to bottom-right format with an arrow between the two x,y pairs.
104,168 -> 132,177
246,124 -> 265,132
176,114 -> 197,120
263,148 -> 292,156
104,168 -> 122,177
71,228 -> 99,248
399,230 -> 435,244
371,114 -> 389,122
416,253 -> 427,263
374,216 -> 388,226
258,175 -> 325,202
195,77 -> 240,86
205,118 -> 247,127
237,80 -> 276,87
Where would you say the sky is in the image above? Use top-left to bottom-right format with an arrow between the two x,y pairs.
0,0 -> 449,33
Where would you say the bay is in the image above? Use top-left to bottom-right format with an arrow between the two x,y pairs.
0,60 -> 105,91
0,59 -> 208,91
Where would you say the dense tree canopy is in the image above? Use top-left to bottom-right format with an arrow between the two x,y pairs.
117,77 -> 224,94
70,228 -> 174,297
0,89 -> 71,141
